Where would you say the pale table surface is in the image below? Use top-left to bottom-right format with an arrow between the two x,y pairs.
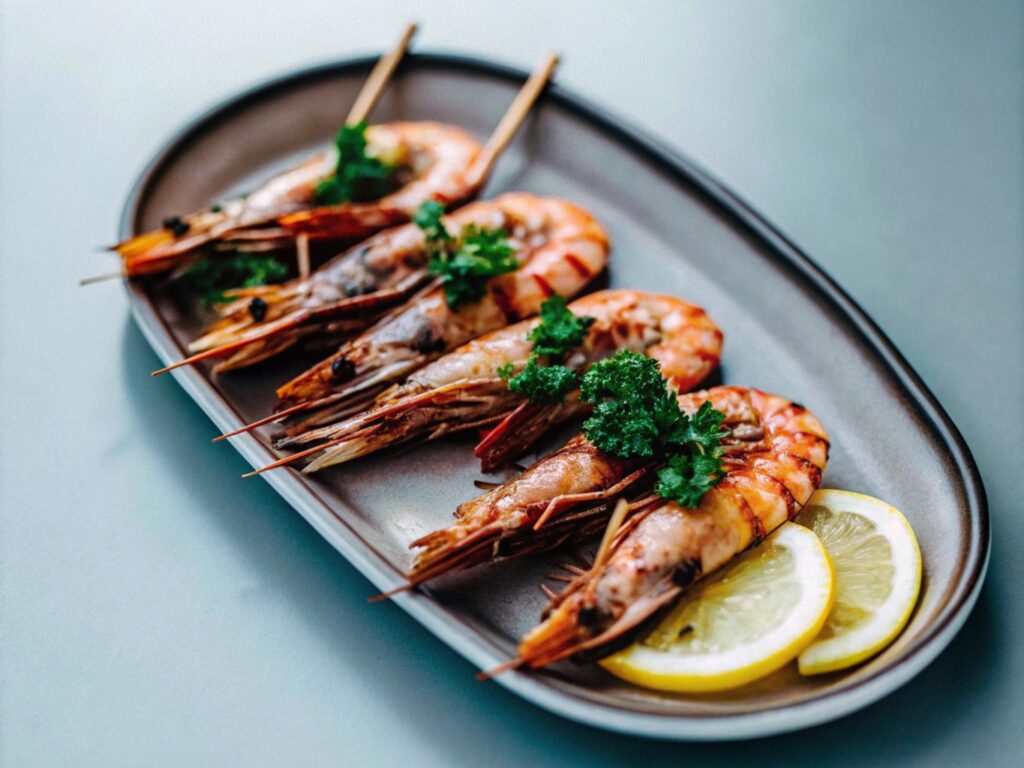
2,1 -> 1022,765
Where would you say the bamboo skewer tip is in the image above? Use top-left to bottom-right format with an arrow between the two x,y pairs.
346,22 -> 419,125
468,51 -> 561,189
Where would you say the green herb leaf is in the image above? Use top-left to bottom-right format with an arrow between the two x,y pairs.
654,450 -> 726,508
314,122 -> 397,205
412,200 -> 451,243
580,350 -> 728,507
501,358 -> 580,404
580,351 -> 684,458
666,400 -> 727,452
528,295 -> 596,358
414,201 -> 519,310
181,254 -> 290,305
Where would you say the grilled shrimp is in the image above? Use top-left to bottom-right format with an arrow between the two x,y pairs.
269,194 -> 609,420
407,433 -> 650,588
406,387 -> 748,589
168,195 -> 580,374
515,387 -> 829,669
114,122 -> 482,277
268,290 -> 721,475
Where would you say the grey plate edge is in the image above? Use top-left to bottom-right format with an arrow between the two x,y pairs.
118,51 -> 990,741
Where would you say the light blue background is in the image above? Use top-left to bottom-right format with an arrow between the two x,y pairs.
2,1 -> 1021,764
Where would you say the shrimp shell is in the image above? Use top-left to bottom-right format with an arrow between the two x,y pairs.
114,122 -> 482,277
516,387 -> 829,669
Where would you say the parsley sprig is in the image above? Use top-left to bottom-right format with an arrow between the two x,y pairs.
527,294 -> 596,357
414,201 -> 519,309
497,295 -> 596,404
580,350 -> 728,508
500,357 -> 581,403
314,122 -> 397,205
181,253 -> 290,305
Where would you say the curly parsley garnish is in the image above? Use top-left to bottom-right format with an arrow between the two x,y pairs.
414,201 -> 519,310
314,122 -> 397,205
499,357 -> 580,404
580,350 -> 728,507
654,402 -> 728,507
496,295 -> 596,404
527,294 -> 596,357
181,254 -> 290,305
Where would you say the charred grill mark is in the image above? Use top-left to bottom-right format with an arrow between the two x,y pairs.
564,253 -> 591,278
532,274 -> 555,297
490,283 -> 517,322
750,514 -> 767,545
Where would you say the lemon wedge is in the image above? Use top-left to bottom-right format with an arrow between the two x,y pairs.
795,489 -> 921,675
600,523 -> 834,692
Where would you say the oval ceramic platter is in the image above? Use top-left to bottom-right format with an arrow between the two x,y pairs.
121,53 -> 988,740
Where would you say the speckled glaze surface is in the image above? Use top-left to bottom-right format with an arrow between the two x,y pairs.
121,53 -> 988,740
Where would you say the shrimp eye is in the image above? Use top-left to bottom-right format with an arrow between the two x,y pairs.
672,559 -> 702,587
331,357 -> 356,380
411,327 -> 446,354
577,605 -> 602,626
162,216 -> 189,237
248,297 -> 267,322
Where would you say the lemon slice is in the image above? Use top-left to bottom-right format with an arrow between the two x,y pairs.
795,489 -> 921,675
600,523 -> 834,692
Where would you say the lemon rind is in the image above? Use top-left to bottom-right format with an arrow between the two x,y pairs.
797,490 -> 922,676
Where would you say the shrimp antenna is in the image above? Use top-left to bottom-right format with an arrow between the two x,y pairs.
79,271 -> 127,286
476,656 -> 525,681
468,51 -> 560,189
347,22 -> 418,125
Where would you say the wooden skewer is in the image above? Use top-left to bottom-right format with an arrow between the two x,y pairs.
592,498 -> 630,574
296,233 -> 311,280
346,22 -> 418,125
468,52 -> 560,189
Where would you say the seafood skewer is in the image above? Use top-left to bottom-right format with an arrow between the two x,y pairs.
257,290 -> 722,474
156,194 -> 567,374
403,388 -> 827,614
514,388 -> 828,670
105,49 -> 558,279
229,193 -> 610,458
105,24 -> 420,279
